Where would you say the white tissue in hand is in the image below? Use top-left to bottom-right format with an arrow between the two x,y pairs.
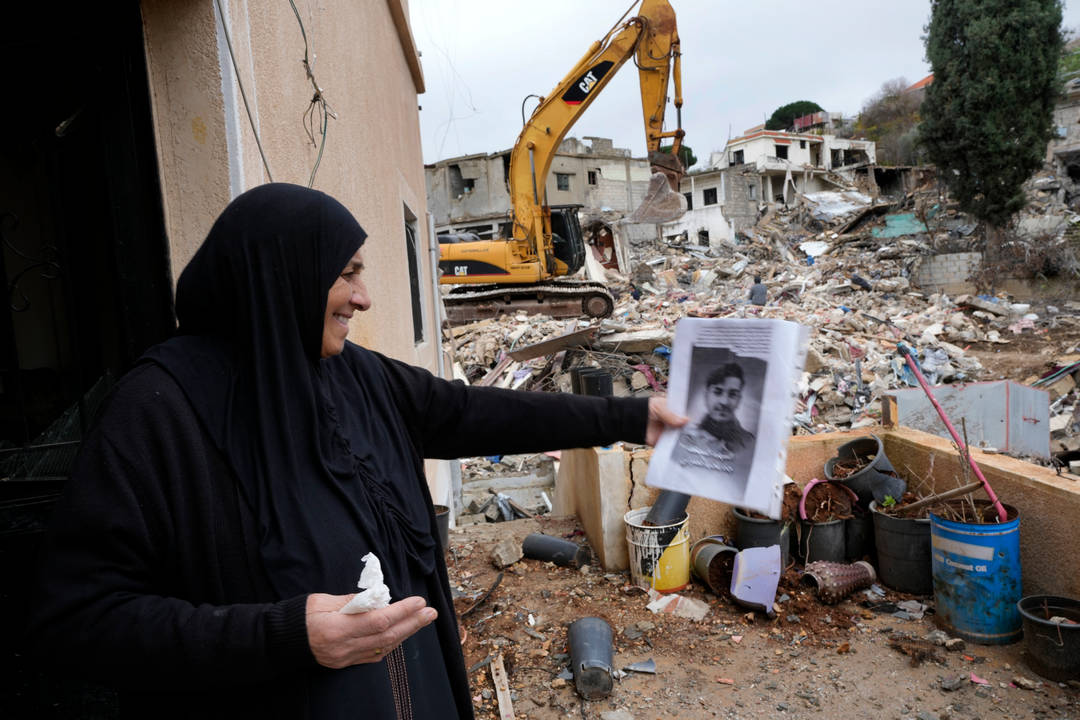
339,552 -> 391,614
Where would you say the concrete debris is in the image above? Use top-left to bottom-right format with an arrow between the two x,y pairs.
625,172 -> 687,225
442,168 -> 1080,518
645,589 -> 710,621
491,538 -> 523,568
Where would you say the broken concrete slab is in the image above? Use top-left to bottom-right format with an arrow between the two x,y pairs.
592,329 -> 672,353
955,294 -> 1009,316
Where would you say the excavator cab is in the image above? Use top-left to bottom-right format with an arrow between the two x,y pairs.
549,205 -> 586,276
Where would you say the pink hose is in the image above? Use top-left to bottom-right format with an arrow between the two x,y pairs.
897,343 -> 1007,523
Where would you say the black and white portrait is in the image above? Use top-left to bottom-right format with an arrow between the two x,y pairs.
644,317 -> 807,516
670,346 -> 765,498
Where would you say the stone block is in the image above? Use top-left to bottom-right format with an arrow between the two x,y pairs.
1046,373 -> 1077,399
491,538 -> 523,568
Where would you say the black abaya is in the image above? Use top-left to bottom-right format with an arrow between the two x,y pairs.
28,184 -> 650,718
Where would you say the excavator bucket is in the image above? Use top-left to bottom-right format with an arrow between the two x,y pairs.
625,171 -> 687,224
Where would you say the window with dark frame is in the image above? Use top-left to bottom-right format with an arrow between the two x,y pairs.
587,170 -> 598,185
404,216 -> 425,344
683,192 -> 693,210
775,144 -> 788,160
732,149 -> 744,165
799,140 -> 806,149
703,187 -> 717,205
556,173 -> 571,191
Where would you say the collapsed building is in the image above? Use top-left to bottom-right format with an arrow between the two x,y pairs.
662,124 -> 880,248
427,128 -> 890,278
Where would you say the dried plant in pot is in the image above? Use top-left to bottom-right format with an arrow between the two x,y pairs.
797,479 -> 856,564
825,434 -> 906,505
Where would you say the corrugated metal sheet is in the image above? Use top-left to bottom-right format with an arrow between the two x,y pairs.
885,381 -> 1049,459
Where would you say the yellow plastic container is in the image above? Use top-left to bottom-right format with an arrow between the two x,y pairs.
624,506 -> 690,593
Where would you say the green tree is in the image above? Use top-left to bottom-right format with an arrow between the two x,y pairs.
920,0 -> 1063,226
765,101 -> 823,131
659,143 -> 698,170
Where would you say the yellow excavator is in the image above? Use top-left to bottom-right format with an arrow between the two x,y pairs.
438,0 -> 686,322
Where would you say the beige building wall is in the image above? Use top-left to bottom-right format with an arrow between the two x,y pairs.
139,0 -> 452,504
140,0 -> 437,370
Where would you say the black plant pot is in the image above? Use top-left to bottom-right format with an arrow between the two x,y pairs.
870,501 -> 932,595
732,507 -> 791,570
825,435 -> 905,505
844,506 -> 875,562
798,518 -> 846,563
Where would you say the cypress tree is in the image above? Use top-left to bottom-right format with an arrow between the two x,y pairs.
920,0 -> 1063,226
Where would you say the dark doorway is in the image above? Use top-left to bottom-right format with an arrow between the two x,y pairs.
1,1 -> 172,715
1,1 -> 172,478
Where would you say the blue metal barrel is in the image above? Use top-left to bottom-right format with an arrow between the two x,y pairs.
931,503 -> 1021,645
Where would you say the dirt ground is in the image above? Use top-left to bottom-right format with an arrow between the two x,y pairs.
448,517 -> 1078,720
964,325 -> 1080,382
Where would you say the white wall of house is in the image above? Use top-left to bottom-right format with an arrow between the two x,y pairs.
717,131 -> 821,169
661,204 -> 732,246
663,170 -> 733,248
715,131 -> 875,173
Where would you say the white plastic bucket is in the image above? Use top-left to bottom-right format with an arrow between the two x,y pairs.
624,506 -> 690,593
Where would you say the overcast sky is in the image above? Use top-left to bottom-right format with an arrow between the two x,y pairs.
408,0 -> 1080,167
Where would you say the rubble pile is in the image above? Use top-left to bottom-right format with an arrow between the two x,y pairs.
1010,168 -> 1080,280
448,218 -> 1078,442
441,177 -> 1080,479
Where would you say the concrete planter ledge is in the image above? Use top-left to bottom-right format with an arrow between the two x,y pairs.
554,426 -> 1080,598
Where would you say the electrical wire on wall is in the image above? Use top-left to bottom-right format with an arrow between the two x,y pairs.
214,0 -> 274,182
289,0 -> 337,188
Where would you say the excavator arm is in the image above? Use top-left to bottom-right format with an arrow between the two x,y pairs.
507,0 -> 684,277
437,0 -> 684,322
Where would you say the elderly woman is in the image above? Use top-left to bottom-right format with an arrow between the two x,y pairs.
29,184 -> 684,719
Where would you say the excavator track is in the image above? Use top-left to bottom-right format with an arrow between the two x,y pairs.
443,280 -> 614,324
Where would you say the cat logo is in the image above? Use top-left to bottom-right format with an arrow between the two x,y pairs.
454,265 -> 469,276
562,60 -> 614,106
578,71 -> 598,96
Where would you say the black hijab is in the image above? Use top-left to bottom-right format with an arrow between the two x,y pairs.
144,183 -> 436,600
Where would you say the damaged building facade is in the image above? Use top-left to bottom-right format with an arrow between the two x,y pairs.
425,137 -> 658,271
1046,75 -> 1080,206
662,126 -> 878,247
426,136 -> 654,238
